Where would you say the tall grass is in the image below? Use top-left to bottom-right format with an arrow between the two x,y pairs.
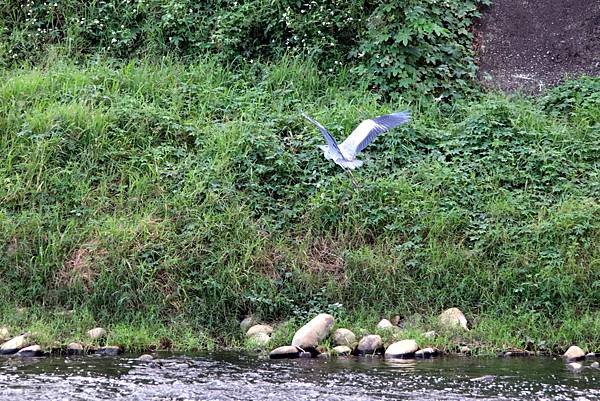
0,56 -> 598,351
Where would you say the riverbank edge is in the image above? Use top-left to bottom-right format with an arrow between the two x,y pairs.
1,307 -> 598,358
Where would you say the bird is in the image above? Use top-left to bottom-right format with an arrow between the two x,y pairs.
302,111 -> 411,170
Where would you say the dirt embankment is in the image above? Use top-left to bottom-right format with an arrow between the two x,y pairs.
476,0 -> 600,93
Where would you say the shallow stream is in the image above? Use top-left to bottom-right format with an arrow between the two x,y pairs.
1,352 -> 598,400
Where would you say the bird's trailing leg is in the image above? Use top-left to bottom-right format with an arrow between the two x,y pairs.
345,168 -> 359,188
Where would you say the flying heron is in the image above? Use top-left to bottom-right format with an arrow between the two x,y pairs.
302,111 -> 411,170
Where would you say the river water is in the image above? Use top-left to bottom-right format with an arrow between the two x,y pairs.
1,352 -> 598,400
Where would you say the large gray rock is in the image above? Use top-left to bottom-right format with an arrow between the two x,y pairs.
385,339 -> 419,359
269,345 -> 300,359
246,324 -> 273,337
67,342 -> 84,355
87,327 -> 107,340
439,308 -> 469,330
0,333 -> 29,354
247,332 -> 270,347
376,319 -> 394,330
356,335 -> 383,355
563,346 -> 585,361
0,326 -> 9,340
240,316 -> 256,333
332,346 -> 352,356
291,314 -> 335,350
415,347 -> 439,358
96,346 -> 122,356
16,345 -> 43,357
591,361 -> 599,369
332,328 -> 356,347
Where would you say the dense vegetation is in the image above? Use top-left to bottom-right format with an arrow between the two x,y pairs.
1,0 -> 489,96
0,1 -> 598,352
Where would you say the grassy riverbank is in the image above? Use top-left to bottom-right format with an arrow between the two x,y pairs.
0,56 -> 598,354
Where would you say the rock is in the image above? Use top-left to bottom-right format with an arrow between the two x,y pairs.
247,332 -> 270,347
415,347 -> 439,358
377,319 -> 394,330
269,345 -> 300,359
332,328 -> 356,347
87,327 -> 107,340
246,324 -> 273,337
423,331 -> 436,339
459,346 -> 471,354
391,315 -> 401,326
385,339 -> 419,359
16,345 -> 43,357
96,346 -> 122,356
585,352 -> 596,359
0,333 -> 29,355
566,362 -> 583,372
317,352 -> 330,359
240,316 -> 256,332
138,354 -> 154,361
591,361 -> 599,369
439,308 -> 469,331
356,335 -> 383,355
563,345 -> 585,361
332,346 -> 352,356
66,342 -> 84,355
299,351 -> 312,358
0,326 -> 9,340
291,313 -> 335,351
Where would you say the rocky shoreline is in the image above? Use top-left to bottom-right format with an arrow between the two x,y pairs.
1,308 -> 599,374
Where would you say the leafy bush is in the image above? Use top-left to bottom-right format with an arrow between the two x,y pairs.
1,0 -> 489,96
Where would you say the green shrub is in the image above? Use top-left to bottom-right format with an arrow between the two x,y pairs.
1,0 -> 490,97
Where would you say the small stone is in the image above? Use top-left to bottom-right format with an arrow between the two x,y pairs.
563,345 -> 585,361
332,345 -> 352,356
16,345 -> 43,357
245,324 -> 273,337
390,315 -> 401,326
299,351 -> 312,359
0,326 -> 9,340
269,345 -> 300,359
87,327 -> 107,340
240,316 -> 256,332
0,334 -> 29,355
247,332 -> 270,347
376,319 -> 393,330
67,342 -> 84,355
385,339 -> 419,359
423,331 -> 436,339
291,314 -> 335,351
96,346 -> 122,356
439,308 -> 469,331
317,352 -> 330,359
566,362 -> 583,372
332,328 -> 356,347
459,346 -> 471,354
415,347 -> 438,358
591,361 -> 599,369
585,352 -> 596,359
356,335 -> 383,355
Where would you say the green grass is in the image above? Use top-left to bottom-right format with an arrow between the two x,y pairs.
0,55 -> 598,354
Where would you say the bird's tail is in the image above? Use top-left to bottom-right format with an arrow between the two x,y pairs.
337,158 -> 363,170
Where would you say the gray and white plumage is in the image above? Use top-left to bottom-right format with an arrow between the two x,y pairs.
302,111 -> 411,169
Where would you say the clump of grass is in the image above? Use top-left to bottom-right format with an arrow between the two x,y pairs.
0,56 -> 598,352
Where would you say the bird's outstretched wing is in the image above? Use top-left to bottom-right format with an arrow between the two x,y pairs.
339,111 -> 411,159
302,112 -> 345,160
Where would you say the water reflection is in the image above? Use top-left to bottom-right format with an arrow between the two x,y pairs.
0,352 -> 598,401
